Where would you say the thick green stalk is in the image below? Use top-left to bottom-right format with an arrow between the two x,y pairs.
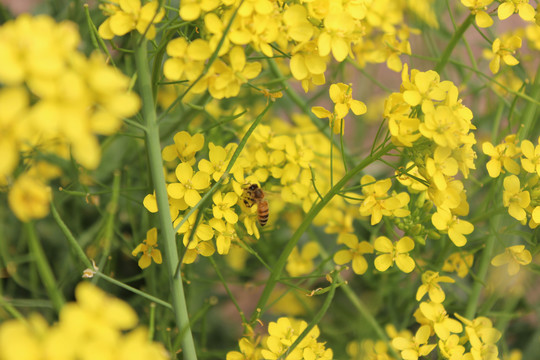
25,222 -> 65,312
135,39 -> 198,360
250,142 -> 395,323
434,14 -> 474,74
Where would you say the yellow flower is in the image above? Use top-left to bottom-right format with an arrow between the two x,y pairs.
482,136 -> 521,177
318,10 -> 356,62
520,138 -> 540,175
208,46 -> 262,99
212,191 -> 239,224
333,234 -> 374,275
401,64 -> 448,115
98,0 -> 165,40
502,175 -> 530,222
167,162 -> 211,207
425,146 -> 459,190
163,38 -> 212,84
182,240 -> 215,264
198,142 -> 237,181
461,0 -> 494,27
455,314 -> 502,359
8,174 -> 51,222
209,218 -> 237,255
442,252 -> 474,278
484,36 -> 522,74
287,241 -> 320,277
438,334 -> 466,359
260,317 -> 333,360
179,0 -> 219,21
418,301 -> 463,340
373,236 -> 415,273
498,0 -> 535,21
226,337 -> 262,360
0,283 -> 168,360
162,131 -> 205,166
491,245 -> 532,275
432,208 -> 474,247
132,227 -> 163,269
358,175 -> 410,225
174,211 -> 214,249
312,83 -> 366,134
392,325 -> 437,360
416,271 -> 455,303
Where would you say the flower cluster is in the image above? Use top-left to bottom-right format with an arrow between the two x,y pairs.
389,303 -> 503,360
483,135 -> 540,228
0,14 -> 139,221
226,317 -> 333,360
98,0 -> 165,40
0,282 -> 168,360
385,64 -> 477,248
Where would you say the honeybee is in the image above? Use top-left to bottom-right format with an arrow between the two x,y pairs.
243,183 -> 269,226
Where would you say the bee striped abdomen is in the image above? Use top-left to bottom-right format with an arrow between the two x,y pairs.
257,200 -> 269,226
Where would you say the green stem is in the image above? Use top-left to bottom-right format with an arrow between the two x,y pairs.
464,216 -> 498,319
95,272 -> 172,310
279,279 -> 338,360
434,14 -> 474,74
517,60 -> 540,140
51,201 -> 93,269
249,142 -> 395,323
135,39 -> 198,360
24,222 -> 65,312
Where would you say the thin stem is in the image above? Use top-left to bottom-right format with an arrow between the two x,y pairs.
434,14 -> 474,74
50,201 -> 93,269
95,272 -> 173,311
279,278 -> 339,360
249,142 -> 395,323
517,60 -> 540,140
464,216 -> 498,319
135,38 -> 198,360
25,222 -> 65,312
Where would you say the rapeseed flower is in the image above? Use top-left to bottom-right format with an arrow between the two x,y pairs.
209,218 -> 237,255
418,301 -> 463,340
358,175 -> 410,225
442,252 -> 474,278
432,208 -> 474,247
333,234 -> 374,275
174,211 -> 214,249
132,227 -> 163,269
373,236 -> 415,273
179,0 -> 219,21
0,283 -> 168,360
162,131 -> 205,166
98,0 -> 165,40
520,138 -> 540,175
416,271 -> 455,303
8,175 -> 51,222
482,135 -> 521,178
168,162 -> 211,207
287,241 -> 320,277
461,0 -> 494,28
498,0 -> 535,21
212,191 -> 239,224
491,245 -> 532,275
485,36 -> 522,74
392,325 -> 436,360
502,175 -> 530,222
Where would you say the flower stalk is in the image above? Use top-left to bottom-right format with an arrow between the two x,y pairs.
135,38 -> 198,360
